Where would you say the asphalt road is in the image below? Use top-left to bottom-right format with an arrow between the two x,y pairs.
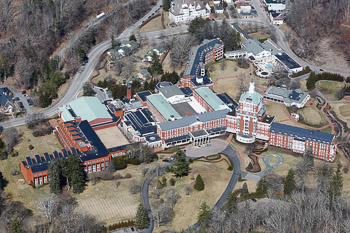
185,143 -> 242,232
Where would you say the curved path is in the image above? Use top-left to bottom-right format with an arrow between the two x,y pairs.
255,154 -> 283,177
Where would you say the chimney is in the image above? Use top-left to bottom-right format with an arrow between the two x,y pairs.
188,112 -> 191,116
127,84 -> 132,100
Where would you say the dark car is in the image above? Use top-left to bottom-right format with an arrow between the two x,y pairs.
17,102 -> 24,109
27,98 -> 33,106
251,198 -> 257,202
14,97 -> 20,101
320,69 -> 324,71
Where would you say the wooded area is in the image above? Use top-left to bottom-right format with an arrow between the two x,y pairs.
0,0 -> 156,107
286,0 -> 350,63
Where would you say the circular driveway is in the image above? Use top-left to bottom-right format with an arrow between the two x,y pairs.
185,139 -> 229,158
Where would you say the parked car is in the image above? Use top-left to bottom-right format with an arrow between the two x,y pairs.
21,90 -> 26,94
17,102 -> 24,109
14,97 -> 20,101
27,98 -> 33,106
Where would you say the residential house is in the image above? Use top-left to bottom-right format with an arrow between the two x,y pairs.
263,86 -> 310,108
169,0 -> 211,23
107,40 -> 139,59
0,87 -> 14,113
133,69 -> 151,81
269,10 -> 284,25
214,4 -> 224,14
143,45 -> 166,62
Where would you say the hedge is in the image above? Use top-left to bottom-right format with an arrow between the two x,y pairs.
107,220 -> 135,231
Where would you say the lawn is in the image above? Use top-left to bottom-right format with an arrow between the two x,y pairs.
249,31 -> 271,41
317,81 -> 348,101
296,106 -> 328,127
211,59 -> 268,99
265,102 -> 289,121
0,126 -> 61,213
139,10 -> 169,33
329,103 -> 350,127
153,160 -> 232,232
236,179 -> 257,194
75,164 -> 154,225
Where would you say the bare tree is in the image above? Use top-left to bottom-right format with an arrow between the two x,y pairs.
141,167 -> 149,177
3,127 -> 21,148
37,194 -> 58,224
152,201 -> 174,227
170,35 -> 198,67
151,185 -> 164,199
166,189 -> 181,209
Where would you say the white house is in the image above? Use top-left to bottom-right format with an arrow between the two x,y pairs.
269,10 -> 284,25
241,39 -> 274,63
143,45 -> 166,62
214,4 -> 224,14
264,0 -> 286,12
170,0 -> 211,23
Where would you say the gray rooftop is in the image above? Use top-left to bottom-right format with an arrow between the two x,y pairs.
264,86 -> 309,104
172,102 -> 197,117
157,109 -> 229,131
242,38 -> 282,56
159,85 -> 184,99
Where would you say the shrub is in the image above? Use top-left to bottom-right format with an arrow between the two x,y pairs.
101,171 -> 114,180
10,151 -> 18,157
227,165 -> 233,171
112,156 -> 127,170
114,173 -> 123,180
107,220 -> 135,231
246,162 -> 253,170
29,145 -> 34,150
10,168 -> 19,176
127,158 -> 141,165
169,178 -> 176,186
124,173 -> 132,179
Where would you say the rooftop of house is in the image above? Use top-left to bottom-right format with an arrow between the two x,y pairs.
214,4 -> 223,10
155,81 -> 173,91
124,108 -> 156,136
191,76 -> 213,87
147,94 -> 181,120
159,85 -> 185,99
136,91 -> 152,102
261,114 -> 275,124
134,69 -> 151,78
264,0 -> 285,4
157,109 -> 229,131
270,122 -> 334,144
242,38 -> 282,56
21,120 -> 111,173
58,97 -> 112,122
264,86 -> 309,104
171,0 -> 208,15
217,93 -> 239,110
180,87 -> 193,96
195,87 -> 229,111
183,38 -> 223,77
275,53 -> 301,69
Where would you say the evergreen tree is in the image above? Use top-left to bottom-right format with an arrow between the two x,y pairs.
241,182 -> 249,197
149,52 -> 163,75
247,162 -> 253,170
61,158 -> 71,190
135,204 -> 149,229
48,159 -> 63,194
111,34 -> 115,48
112,156 -> 128,170
226,193 -> 237,214
328,167 -> 343,200
129,34 -> 137,41
256,177 -> 268,196
197,202 -> 211,228
172,151 -> 189,177
10,219 -> 24,233
194,174 -> 205,191
284,169 -> 296,195
306,71 -> 317,90
163,0 -> 171,11
0,171 -> 8,190
68,154 -> 86,194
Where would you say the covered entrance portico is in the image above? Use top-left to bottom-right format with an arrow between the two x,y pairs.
190,129 -> 210,147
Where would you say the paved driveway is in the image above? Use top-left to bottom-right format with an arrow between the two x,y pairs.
185,139 -> 228,158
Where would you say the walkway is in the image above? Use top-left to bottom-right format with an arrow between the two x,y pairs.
185,139 -> 228,158
226,134 -> 246,172
266,99 -> 334,133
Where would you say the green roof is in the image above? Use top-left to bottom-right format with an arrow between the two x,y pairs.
59,97 -> 111,122
194,87 -> 228,111
147,94 -> 181,121
239,82 -> 263,105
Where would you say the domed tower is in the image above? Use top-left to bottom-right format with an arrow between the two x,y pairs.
236,82 -> 266,143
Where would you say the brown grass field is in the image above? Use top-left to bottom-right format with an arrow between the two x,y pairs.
95,126 -> 129,149
162,52 -> 187,74
140,10 -> 169,33
296,106 -> 328,126
237,179 -> 257,194
75,165 -> 148,225
153,161 -> 232,232
0,126 -> 61,213
317,81 -> 349,101
212,60 -> 268,99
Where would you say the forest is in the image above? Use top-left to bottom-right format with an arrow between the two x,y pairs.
286,0 -> 350,63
